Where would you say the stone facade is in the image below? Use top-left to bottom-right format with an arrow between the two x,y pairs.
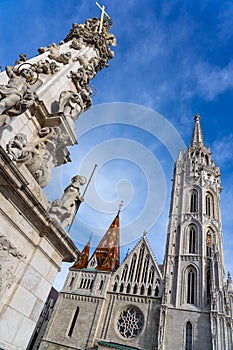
39,116 -> 233,350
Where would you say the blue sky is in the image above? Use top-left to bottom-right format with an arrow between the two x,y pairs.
1,0 -> 233,289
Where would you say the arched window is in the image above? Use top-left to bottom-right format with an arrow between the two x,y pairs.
121,264 -> 128,281
155,285 -> 159,297
187,268 -> 196,305
206,268 -> 211,303
79,278 -> 84,288
185,321 -> 193,350
227,322 -> 232,350
128,254 -> 136,282
206,231 -> 212,257
148,266 -> 155,284
120,283 -> 124,293
141,254 -> 150,283
147,285 -> 152,296
113,281 -> 118,292
126,283 -> 131,293
220,318 -> 225,350
206,193 -> 214,217
188,226 -> 196,254
190,190 -> 198,212
135,244 -> 145,282
68,276 -> 75,288
219,292 -> 224,313
68,307 -> 79,337
133,284 -> 138,294
140,285 -> 145,295
99,279 -> 104,290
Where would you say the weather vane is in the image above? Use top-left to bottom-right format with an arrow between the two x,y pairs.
96,2 -> 110,34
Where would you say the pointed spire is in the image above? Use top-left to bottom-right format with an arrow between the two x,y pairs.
88,211 -> 120,272
71,237 -> 91,269
190,114 -> 205,149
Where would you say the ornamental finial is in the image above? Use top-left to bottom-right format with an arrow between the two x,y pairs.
96,2 -> 111,34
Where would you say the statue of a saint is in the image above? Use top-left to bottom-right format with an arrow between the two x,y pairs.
49,175 -> 87,227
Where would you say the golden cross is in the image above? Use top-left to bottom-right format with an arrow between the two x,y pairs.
96,2 -> 110,34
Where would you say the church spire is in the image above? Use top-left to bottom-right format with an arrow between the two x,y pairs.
88,211 -> 120,272
190,113 -> 205,149
71,237 -> 91,269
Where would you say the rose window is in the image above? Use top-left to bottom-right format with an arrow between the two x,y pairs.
117,307 -> 144,338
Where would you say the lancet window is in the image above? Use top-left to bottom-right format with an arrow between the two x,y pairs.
206,231 -> 212,257
121,264 -> 128,281
188,225 -> 196,254
205,193 -> 214,217
141,254 -> 149,283
67,307 -> 79,337
186,266 -> 196,305
128,254 -> 136,282
190,189 -> 198,213
185,321 -> 193,350
220,317 -> 225,349
206,268 -> 211,303
135,244 -> 145,282
147,285 -> 152,296
227,322 -> 232,349
148,266 -> 155,284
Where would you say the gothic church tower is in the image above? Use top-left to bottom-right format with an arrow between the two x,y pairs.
160,114 -> 233,350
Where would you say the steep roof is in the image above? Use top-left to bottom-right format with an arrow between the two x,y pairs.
71,238 -> 90,269
88,211 -> 120,272
189,113 -> 205,149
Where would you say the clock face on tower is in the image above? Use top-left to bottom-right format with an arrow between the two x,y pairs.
117,307 -> 144,338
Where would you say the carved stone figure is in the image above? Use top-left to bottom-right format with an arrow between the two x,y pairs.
15,53 -> 27,65
49,175 -> 86,227
0,65 -> 42,125
38,42 -> 60,55
58,90 -> 84,120
69,67 -> 89,92
15,126 -> 69,187
6,133 -> 27,161
64,18 -> 116,63
48,51 -> 72,65
0,234 -> 25,259
33,59 -> 60,75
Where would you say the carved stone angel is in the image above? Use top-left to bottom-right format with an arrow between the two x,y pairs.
0,65 -> 42,126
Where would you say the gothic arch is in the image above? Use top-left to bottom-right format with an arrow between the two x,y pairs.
206,228 -> 214,257
182,264 -> 199,306
184,320 -> 193,350
128,254 -> 137,282
121,264 -> 128,281
205,191 -> 216,218
219,317 -> 226,350
184,224 -> 199,255
227,322 -> 232,350
190,188 -> 198,213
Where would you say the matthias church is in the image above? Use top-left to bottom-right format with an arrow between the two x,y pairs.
40,115 -> 233,350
